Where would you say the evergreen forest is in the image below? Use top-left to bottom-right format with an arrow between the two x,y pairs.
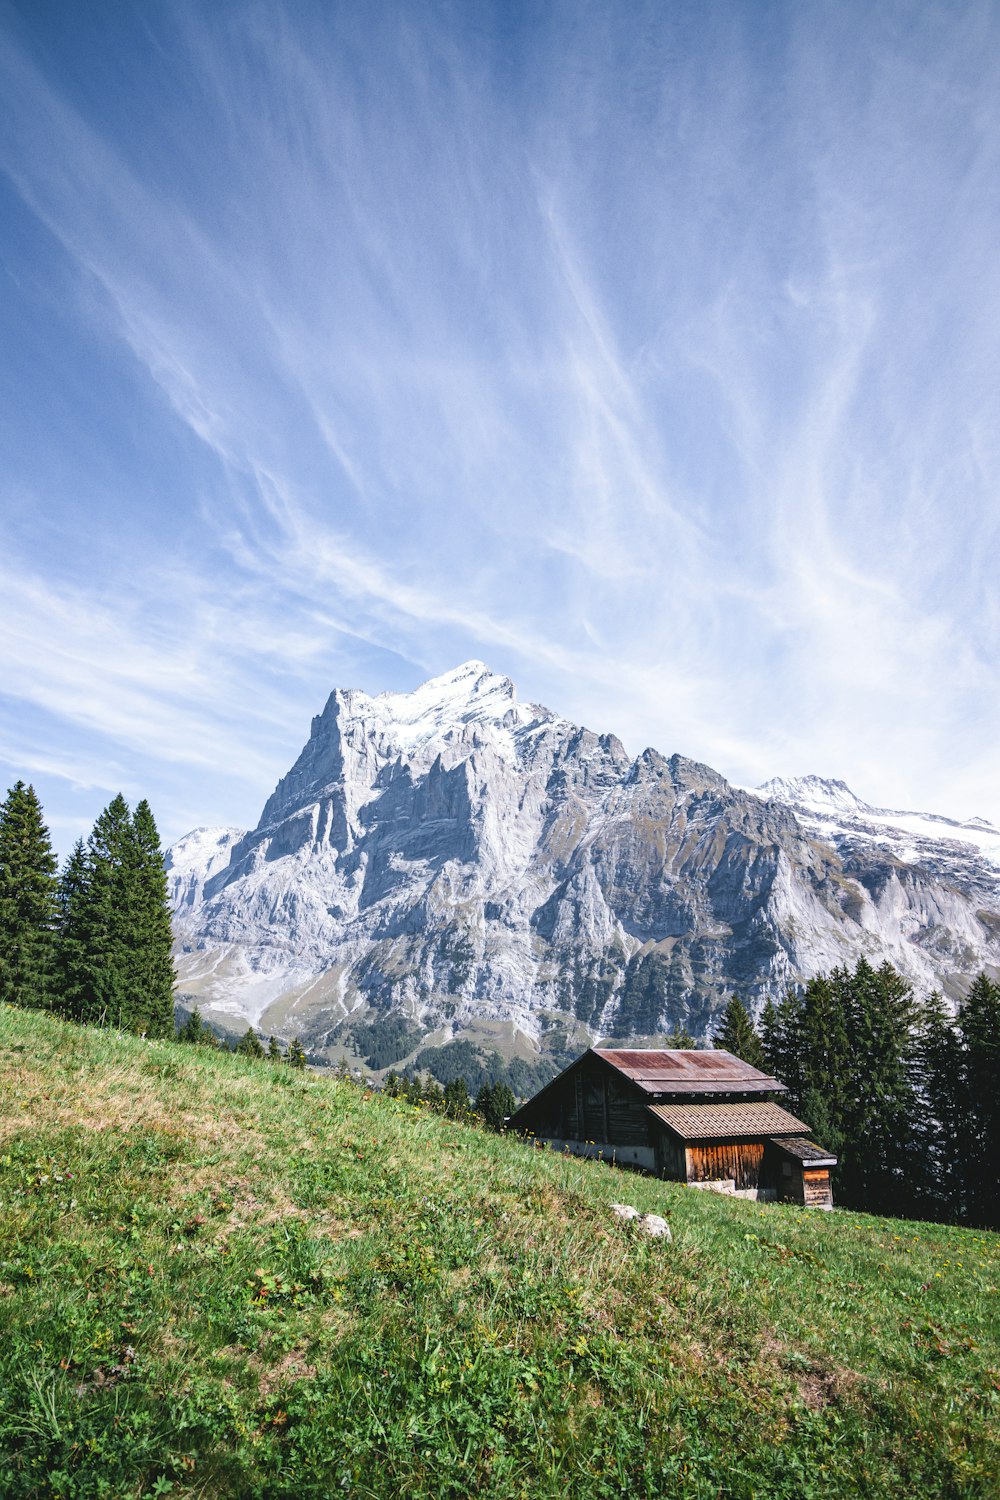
0,782 -> 174,1036
716,968 -> 1000,1230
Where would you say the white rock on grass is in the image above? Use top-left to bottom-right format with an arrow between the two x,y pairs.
611,1203 -> 671,1239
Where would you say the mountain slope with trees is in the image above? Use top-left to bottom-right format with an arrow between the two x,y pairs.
723,959 -> 1000,1229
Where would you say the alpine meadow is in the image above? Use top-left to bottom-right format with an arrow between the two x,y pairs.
1,1004 -> 999,1499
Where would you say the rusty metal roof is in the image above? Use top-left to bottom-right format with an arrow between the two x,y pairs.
647,1101 -> 811,1140
594,1048 -> 784,1095
768,1136 -> 838,1167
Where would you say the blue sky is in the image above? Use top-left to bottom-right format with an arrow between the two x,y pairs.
2,0 -> 999,855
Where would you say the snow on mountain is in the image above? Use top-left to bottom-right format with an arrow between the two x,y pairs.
164,826 -> 246,915
168,665 -> 1000,1057
358,660 -> 536,759
756,776 -> 874,820
753,775 -> 1000,878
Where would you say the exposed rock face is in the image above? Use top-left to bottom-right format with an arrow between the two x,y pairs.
752,775 -> 1000,908
169,663 -> 1000,1055
165,827 -> 245,916
749,775 -> 1000,992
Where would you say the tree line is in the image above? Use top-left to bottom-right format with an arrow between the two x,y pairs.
383,1069 -> 518,1131
715,959 -> 1000,1229
0,781 -> 174,1036
0,781 -> 316,1069
177,1007 -> 309,1068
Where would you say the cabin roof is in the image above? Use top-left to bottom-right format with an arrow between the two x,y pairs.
768,1136 -> 838,1167
647,1100 -> 810,1140
594,1048 -> 784,1096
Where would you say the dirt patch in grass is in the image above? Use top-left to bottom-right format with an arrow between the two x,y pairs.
794,1361 -> 848,1410
328,1223 -> 368,1241
212,1343 -> 248,1364
760,1332 -> 860,1411
212,1182 -> 301,1231
254,1346 -> 318,1398
72,1345 -> 138,1398
318,1304 -> 360,1340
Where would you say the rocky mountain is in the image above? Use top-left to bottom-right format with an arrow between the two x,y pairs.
165,827 -> 246,916
751,775 -> 1000,904
169,663 -> 1000,1068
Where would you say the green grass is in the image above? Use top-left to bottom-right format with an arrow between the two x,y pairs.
0,1005 -> 997,1499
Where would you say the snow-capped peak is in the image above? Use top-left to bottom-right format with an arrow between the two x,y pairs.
754,776 -> 1000,871
376,659 -> 517,725
163,825 -> 246,876
340,660 -> 547,760
756,775 -> 873,818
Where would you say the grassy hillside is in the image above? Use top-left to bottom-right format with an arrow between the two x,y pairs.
1,1006 -> 997,1499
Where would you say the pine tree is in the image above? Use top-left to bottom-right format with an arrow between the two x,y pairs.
287,1037 -> 307,1070
0,781 -> 59,1009
475,1080 -> 516,1130
911,992 -> 963,1219
838,959 -> 918,1213
958,973 -> 1000,1229
69,794 -> 135,1028
759,997 -> 784,1079
128,800 -> 176,1038
179,1007 -> 211,1045
713,995 -> 765,1068
55,840 -> 90,1021
236,1027 -> 266,1059
405,1074 -> 425,1105
493,1081 -> 517,1127
268,1035 -> 283,1061
796,973 -> 851,1164
178,1008 -> 201,1043
760,989 -> 803,1100
444,1076 -> 470,1119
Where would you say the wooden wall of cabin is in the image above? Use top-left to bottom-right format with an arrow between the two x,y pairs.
684,1141 -> 765,1190
765,1140 -> 802,1202
763,1146 -> 834,1207
655,1130 -> 687,1181
606,1072 -> 652,1147
518,1060 -> 652,1150
802,1169 -> 833,1208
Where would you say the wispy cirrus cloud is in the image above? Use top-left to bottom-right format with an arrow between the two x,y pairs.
1,0 -> 999,849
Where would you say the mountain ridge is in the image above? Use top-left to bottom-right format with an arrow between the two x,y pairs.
168,662 -> 1000,1062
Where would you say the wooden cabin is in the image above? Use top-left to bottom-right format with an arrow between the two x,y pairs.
510,1048 -> 836,1207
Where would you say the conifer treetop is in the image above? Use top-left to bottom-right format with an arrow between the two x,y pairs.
0,780 -> 59,1009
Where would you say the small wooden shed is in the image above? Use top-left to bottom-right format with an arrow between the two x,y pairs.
764,1136 -> 839,1208
510,1047 -> 836,1206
